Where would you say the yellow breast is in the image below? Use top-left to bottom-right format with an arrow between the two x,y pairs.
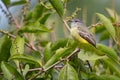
70,27 -> 89,44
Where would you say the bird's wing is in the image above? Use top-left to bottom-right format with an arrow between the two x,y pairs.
77,27 -> 96,47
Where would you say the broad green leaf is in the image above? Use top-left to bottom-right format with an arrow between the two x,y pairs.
31,51 -> 41,61
95,25 -> 105,34
88,74 -> 120,80
97,44 -> 118,61
9,54 -> 42,66
0,36 -> 11,62
99,30 -> 109,41
23,64 -> 29,77
32,4 -> 46,21
44,47 -> 73,68
58,63 -> 78,80
24,12 -> 32,21
103,58 -> 120,76
51,39 -> 69,51
78,49 -> 107,61
39,13 -> 51,24
25,4 -> 50,22
19,22 -> 50,33
9,0 -> 26,7
96,13 -> 116,41
114,26 -> 120,47
39,40 -> 49,47
1,61 -> 23,80
106,8 -> 119,22
77,42 -> 105,56
10,36 -> 24,55
10,36 -> 24,67
44,43 -> 52,63
51,39 -> 77,51
49,0 -> 63,17
52,69 -> 59,80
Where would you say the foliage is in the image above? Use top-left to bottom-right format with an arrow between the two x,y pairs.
0,0 -> 120,80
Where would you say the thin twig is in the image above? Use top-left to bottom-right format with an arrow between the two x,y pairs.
28,59 -> 64,80
0,29 -> 16,38
88,22 -> 103,29
66,48 -> 80,59
28,48 -> 80,80
39,0 -> 52,9
62,19 -> 70,32
5,6 -> 20,28
28,65 -> 63,72
0,29 -> 37,51
28,68 -> 42,72
109,37 -> 113,48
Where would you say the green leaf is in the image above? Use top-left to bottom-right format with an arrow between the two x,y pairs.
22,64 -> 29,77
10,36 -> 24,67
19,22 -> 50,33
0,36 -> 11,62
96,13 -> 116,41
1,0 -> 10,6
89,74 -> 120,80
51,39 -> 69,51
9,54 -> 42,66
106,8 -> 119,22
10,36 -> 24,55
99,30 -> 109,41
9,0 -> 27,7
44,47 -> 73,68
58,63 -> 78,80
51,39 -> 77,51
44,43 -> 52,63
97,44 -> 118,61
78,49 -> 107,61
103,58 -> 120,76
49,0 -> 63,17
32,4 -> 46,21
25,4 -> 50,22
39,13 -> 51,24
1,61 -> 23,80
95,25 -> 105,34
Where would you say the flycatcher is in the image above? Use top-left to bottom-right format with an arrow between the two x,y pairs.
69,18 -> 96,51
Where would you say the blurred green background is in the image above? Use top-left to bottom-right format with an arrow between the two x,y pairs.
67,0 -> 120,25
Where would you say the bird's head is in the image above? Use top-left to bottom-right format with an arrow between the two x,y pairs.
69,18 -> 84,28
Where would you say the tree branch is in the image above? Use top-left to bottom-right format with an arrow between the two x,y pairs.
29,48 -> 80,80
62,19 -> 70,32
0,29 -> 37,51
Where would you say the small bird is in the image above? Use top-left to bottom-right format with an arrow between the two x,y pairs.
69,18 -> 96,50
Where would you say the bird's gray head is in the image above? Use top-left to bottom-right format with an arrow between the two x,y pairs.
69,18 -> 84,28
